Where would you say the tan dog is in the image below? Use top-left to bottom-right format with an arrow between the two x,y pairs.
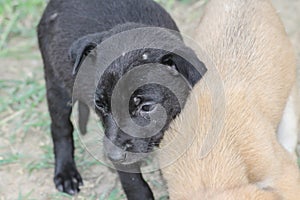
159,0 -> 300,199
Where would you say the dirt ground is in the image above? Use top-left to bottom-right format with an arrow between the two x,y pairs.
0,0 -> 299,200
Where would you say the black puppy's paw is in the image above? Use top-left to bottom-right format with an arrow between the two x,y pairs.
54,165 -> 83,195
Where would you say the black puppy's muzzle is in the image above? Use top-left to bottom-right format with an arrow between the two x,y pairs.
102,114 -> 154,164
103,136 -> 127,163
103,133 -> 153,165
108,149 -> 126,163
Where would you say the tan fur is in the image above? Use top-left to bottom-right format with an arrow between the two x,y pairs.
297,52 -> 300,156
296,75 -> 300,156
159,0 -> 300,199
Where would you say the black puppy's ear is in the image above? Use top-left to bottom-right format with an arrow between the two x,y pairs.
160,49 -> 207,86
69,32 -> 105,76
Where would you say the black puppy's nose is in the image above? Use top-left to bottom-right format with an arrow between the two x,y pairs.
107,151 -> 126,163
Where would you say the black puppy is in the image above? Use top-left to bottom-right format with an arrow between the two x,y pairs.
37,0 -> 205,199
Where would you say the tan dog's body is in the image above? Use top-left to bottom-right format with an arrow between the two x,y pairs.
160,0 -> 300,199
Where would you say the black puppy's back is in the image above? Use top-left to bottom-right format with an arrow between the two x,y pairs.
38,0 -> 179,91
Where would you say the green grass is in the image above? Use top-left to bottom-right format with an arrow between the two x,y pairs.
48,192 -> 73,200
0,152 -> 23,166
17,190 -> 34,200
0,0 -> 46,49
0,76 -> 50,133
0,0 -> 48,135
99,188 -> 125,200
26,144 -> 53,173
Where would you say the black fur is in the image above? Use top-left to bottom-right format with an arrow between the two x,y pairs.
37,0 -> 205,199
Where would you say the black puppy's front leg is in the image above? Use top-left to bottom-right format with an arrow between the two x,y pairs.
46,77 -> 83,195
116,164 -> 154,200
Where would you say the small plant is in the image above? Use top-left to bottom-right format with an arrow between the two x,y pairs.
0,0 -> 46,49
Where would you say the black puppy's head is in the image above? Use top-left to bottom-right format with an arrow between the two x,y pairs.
70,25 -> 206,165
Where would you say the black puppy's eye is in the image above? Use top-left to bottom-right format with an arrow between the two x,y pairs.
131,96 -> 156,114
141,105 -> 151,112
140,103 -> 156,113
